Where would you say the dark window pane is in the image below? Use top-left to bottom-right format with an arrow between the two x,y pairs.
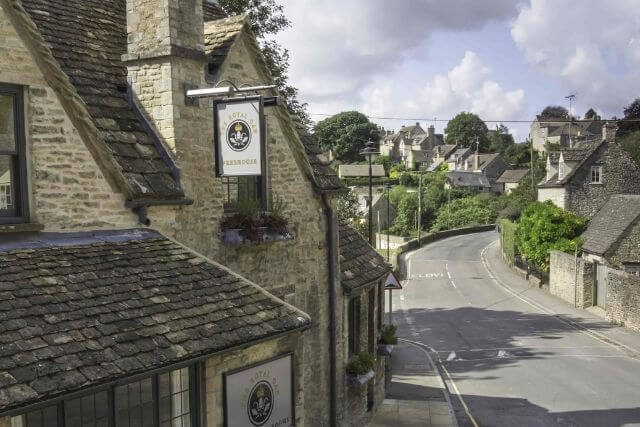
115,379 -> 155,427
21,405 -> 58,427
0,155 -> 15,212
159,368 -> 191,427
0,94 -> 15,152
81,394 -> 95,422
95,391 -> 109,421
65,398 -> 82,426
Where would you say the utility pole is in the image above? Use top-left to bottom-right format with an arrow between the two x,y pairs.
565,94 -> 576,147
417,170 -> 422,244
530,137 -> 534,191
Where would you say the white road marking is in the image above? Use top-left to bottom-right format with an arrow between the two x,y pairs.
451,280 -> 457,289
446,351 -> 457,361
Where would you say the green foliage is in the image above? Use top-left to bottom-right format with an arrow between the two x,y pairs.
584,108 -> 600,120
217,0 -> 310,126
389,163 -> 407,179
374,155 -> 394,174
313,112 -> 380,162
515,201 -> 588,272
488,124 -> 515,153
499,219 -> 517,265
336,189 -> 362,224
341,177 -> 398,187
540,105 -> 569,119
504,141 -> 537,167
398,172 -> 418,186
380,324 -> 398,345
430,196 -> 494,232
619,98 -> 640,137
620,131 -> 640,167
445,112 -> 490,151
390,191 -> 419,236
346,352 -> 375,375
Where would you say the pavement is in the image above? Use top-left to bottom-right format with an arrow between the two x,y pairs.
379,231 -> 640,427
370,340 -> 457,427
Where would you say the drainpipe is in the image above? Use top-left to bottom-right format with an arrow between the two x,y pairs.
322,193 -> 338,427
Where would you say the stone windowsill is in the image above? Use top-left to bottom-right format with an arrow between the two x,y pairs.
589,182 -> 605,185
0,223 -> 45,233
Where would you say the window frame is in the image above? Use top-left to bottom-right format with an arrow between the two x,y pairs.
590,165 -> 603,184
11,364 -> 202,427
0,83 -> 29,224
348,296 -> 361,358
221,175 -> 266,213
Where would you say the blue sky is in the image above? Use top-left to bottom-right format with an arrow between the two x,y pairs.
274,0 -> 640,143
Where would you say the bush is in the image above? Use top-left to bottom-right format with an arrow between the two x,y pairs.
380,324 -> 398,345
346,352 -> 375,375
515,201 -> 587,272
430,197 -> 494,232
499,219 -> 517,265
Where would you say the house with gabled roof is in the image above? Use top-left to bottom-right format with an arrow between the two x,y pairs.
538,123 -> 640,219
530,115 -> 602,152
0,0 -> 388,425
379,123 -> 443,169
496,169 -> 530,194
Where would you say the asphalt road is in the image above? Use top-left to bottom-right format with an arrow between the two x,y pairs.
392,231 -> 640,427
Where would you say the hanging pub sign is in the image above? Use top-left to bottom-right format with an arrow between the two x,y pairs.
215,96 -> 266,176
224,354 -> 294,427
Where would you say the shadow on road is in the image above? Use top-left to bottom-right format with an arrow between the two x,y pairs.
454,393 -> 640,427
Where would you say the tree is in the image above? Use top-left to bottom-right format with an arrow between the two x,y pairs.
488,124 -> 515,154
217,0 -> 310,126
515,201 -> 588,272
618,98 -> 640,138
444,112 -> 490,151
373,155 -> 393,175
584,108 -> 600,120
430,197 -> 494,232
312,112 -> 380,162
336,188 -> 362,224
620,131 -> 640,167
539,105 -> 569,119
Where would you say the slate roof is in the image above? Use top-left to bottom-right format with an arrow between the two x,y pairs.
433,144 -> 457,158
496,169 -> 530,183
427,158 -> 444,171
539,139 -> 605,188
297,130 -> 345,192
204,14 -> 246,65
339,164 -> 386,178
449,148 -> 472,160
338,220 -> 390,293
446,171 -> 491,188
0,229 -> 309,412
203,1 -> 226,21
582,195 -> 640,255
476,153 -> 501,170
21,0 -> 184,201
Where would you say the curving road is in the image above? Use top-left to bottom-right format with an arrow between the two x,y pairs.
393,231 -> 640,427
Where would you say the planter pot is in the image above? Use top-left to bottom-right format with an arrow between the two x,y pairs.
346,370 -> 375,387
221,229 -> 244,245
377,344 -> 394,356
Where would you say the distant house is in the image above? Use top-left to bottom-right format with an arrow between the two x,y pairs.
530,115 -> 602,152
445,150 -> 510,192
446,147 -> 473,171
445,171 -> 491,192
496,169 -> 530,194
338,164 -> 386,179
358,193 -> 397,230
538,123 -> 640,219
428,144 -> 458,171
581,195 -> 640,274
379,123 -> 443,169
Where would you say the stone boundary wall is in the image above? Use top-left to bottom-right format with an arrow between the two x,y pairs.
549,250 -> 594,308
375,233 -> 410,250
396,225 -> 496,279
606,269 -> 640,332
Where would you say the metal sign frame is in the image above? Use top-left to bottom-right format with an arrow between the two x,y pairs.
223,352 -> 296,427
214,95 -> 267,181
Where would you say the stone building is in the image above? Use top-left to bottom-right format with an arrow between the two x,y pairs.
0,0 -> 388,426
496,169 -> 530,194
530,115 -> 602,153
538,123 -> 640,219
379,123 -> 443,169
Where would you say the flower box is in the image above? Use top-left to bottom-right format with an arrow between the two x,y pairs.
346,370 -> 375,387
377,344 -> 394,357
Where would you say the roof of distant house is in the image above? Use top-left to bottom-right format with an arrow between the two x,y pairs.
539,139 -> 605,188
475,153 -> 503,171
582,195 -> 640,255
427,159 -> 444,171
338,164 -> 386,178
433,144 -> 457,158
203,0 -> 226,21
496,169 -> 530,183
0,229 -> 310,412
449,148 -> 472,159
338,219 -> 391,293
446,171 -> 491,188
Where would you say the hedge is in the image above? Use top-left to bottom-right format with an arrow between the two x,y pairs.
341,177 -> 398,187
499,218 -> 517,266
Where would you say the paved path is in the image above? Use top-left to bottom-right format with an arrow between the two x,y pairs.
392,231 -> 640,427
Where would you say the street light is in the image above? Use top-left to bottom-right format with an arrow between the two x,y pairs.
385,182 -> 392,262
360,141 -> 380,247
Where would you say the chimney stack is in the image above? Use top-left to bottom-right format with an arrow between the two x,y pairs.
603,121 -> 617,143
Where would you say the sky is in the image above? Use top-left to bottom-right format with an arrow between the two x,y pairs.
273,0 -> 640,143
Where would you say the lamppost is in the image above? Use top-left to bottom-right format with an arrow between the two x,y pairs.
417,166 -> 423,244
385,182 -> 392,262
360,141 -> 379,247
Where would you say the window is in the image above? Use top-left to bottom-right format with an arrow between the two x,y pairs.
222,176 -> 264,212
624,263 -> 640,276
0,84 -> 28,222
348,296 -> 361,357
591,166 -> 602,183
12,366 -> 199,427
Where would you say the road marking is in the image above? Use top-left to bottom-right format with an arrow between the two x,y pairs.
450,280 -> 457,289
480,240 -> 640,360
446,351 -> 457,361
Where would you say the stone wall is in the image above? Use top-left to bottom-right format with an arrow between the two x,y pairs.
565,137 -> 640,219
549,250 -> 594,308
607,218 -> 640,269
0,5 -> 138,231
606,269 -> 640,332
204,334 -> 303,426
538,187 -> 567,210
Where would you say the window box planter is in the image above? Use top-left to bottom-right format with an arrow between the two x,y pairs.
220,205 -> 293,246
220,227 -> 294,246
346,370 -> 375,387
377,344 -> 394,357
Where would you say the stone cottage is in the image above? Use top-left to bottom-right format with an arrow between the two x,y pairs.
538,123 -> 640,219
0,0 -> 389,426
496,169 -> 530,194
379,123 -> 443,169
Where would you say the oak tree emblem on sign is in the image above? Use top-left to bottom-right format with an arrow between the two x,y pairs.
247,381 -> 274,425
227,120 -> 252,152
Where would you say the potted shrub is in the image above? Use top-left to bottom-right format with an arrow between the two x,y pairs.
378,324 -> 398,356
220,196 -> 293,245
346,352 -> 375,386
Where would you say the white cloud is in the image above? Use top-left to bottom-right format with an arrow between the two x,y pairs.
276,0 -> 519,107
511,0 -> 640,114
